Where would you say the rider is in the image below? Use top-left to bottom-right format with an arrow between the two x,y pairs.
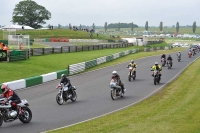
1,84 -> 21,110
161,53 -> 166,63
111,71 -> 126,93
60,74 -> 73,97
151,62 -> 162,78
177,51 -> 181,59
127,60 -> 137,77
167,55 -> 173,66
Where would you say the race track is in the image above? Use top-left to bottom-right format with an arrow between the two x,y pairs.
1,49 -> 199,133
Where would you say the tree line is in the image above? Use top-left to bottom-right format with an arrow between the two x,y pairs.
10,0 -> 198,33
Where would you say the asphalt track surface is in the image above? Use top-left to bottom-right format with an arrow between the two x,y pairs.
1,49 -> 199,133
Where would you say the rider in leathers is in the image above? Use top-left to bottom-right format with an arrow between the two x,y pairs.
161,53 -> 166,63
127,60 -> 137,77
151,62 -> 162,78
60,74 -> 73,95
111,71 -> 126,93
167,55 -> 173,66
1,84 -> 21,110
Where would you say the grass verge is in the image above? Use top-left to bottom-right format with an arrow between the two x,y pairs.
48,51 -> 200,133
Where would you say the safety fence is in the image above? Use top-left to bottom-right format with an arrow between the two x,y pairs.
29,43 -> 134,56
68,49 -> 139,75
144,46 -> 171,52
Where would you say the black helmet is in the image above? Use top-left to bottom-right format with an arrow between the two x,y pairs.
131,60 -> 134,63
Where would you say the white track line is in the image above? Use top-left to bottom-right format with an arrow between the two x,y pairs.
42,53 -> 199,133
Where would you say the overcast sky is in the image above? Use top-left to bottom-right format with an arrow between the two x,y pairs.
0,0 -> 199,27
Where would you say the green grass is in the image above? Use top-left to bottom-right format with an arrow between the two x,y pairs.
0,42 -> 173,83
48,49 -> 200,133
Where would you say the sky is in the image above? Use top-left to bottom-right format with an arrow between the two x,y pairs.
0,0 -> 200,27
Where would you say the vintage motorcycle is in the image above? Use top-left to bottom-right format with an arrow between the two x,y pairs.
177,55 -> 181,62
151,70 -> 160,85
161,58 -> 166,66
109,79 -> 124,100
167,60 -> 172,69
0,98 -> 32,126
128,66 -> 136,81
56,83 -> 77,105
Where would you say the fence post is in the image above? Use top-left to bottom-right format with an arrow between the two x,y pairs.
31,48 -> 33,56
93,45 -> 94,50
43,48 -> 44,55
98,45 -> 99,50
82,46 -> 83,51
69,46 -> 70,52
76,46 -> 77,52
88,46 -> 89,51
61,47 -> 63,53
52,48 -> 54,54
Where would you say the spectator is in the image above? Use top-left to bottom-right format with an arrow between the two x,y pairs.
0,42 -> 3,49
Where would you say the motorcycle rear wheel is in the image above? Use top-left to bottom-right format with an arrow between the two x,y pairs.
56,93 -> 64,105
19,107 -> 32,123
111,89 -> 117,100
71,91 -> 77,102
0,114 -> 3,126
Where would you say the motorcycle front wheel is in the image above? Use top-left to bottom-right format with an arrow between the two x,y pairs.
111,89 -> 117,100
56,93 -> 64,105
19,107 -> 32,123
71,91 -> 77,102
154,77 -> 157,85
0,114 -> 3,126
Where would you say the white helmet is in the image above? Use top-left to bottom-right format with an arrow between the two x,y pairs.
155,62 -> 158,65
112,71 -> 117,76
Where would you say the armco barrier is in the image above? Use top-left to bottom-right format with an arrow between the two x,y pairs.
42,72 -> 57,83
56,69 -> 69,79
4,79 -> 26,91
97,56 -> 106,65
25,76 -> 42,87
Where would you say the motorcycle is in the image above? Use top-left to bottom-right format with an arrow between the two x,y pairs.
0,98 -> 32,126
110,79 -> 124,100
188,52 -> 192,58
56,83 -> 77,105
151,70 -> 160,85
161,58 -> 166,66
128,66 -> 136,81
167,60 -> 172,69
177,55 -> 181,62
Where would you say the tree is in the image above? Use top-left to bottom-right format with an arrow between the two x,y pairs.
145,21 -> 148,31
192,21 -> 196,33
118,22 -> 120,31
12,0 -> 51,29
159,21 -> 163,32
176,22 -> 179,33
104,22 -> 107,32
131,22 -> 134,32
92,23 -> 95,30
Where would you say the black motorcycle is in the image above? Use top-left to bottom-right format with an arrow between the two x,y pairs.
152,70 -> 160,85
56,83 -> 77,105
